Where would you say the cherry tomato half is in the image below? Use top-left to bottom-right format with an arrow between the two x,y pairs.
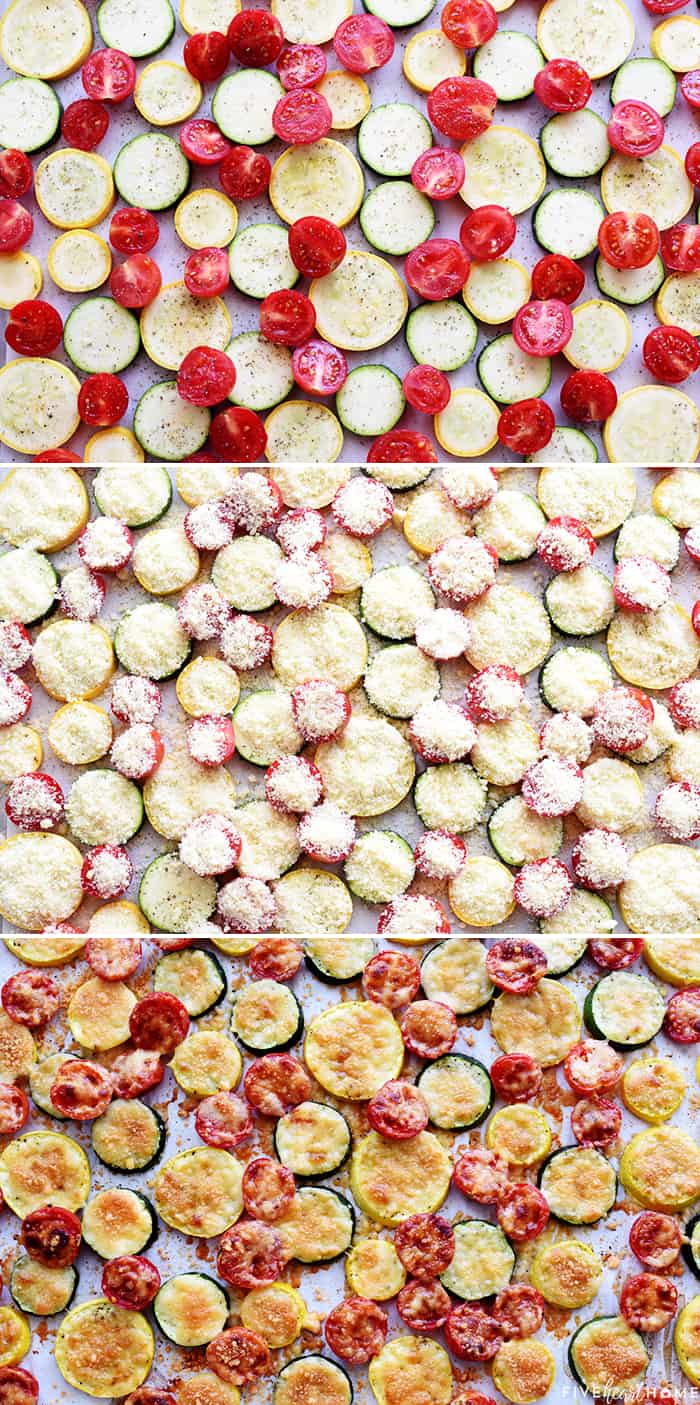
110,253 -> 162,308
598,210 -> 660,269
110,207 -> 159,254
102,1256 -> 161,1310
288,216 -> 346,276
441,0 -> 498,46
0,199 -> 32,253
498,398 -> 554,453
82,48 -> 136,101
459,204 -> 515,260
333,14 -> 395,73
512,298 -> 573,356
183,30 -> 229,82
292,338 -> 348,394
227,8 -> 284,65
405,238 -> 470,299
608,100 -> 664,157
272,88 -> 332,144
277,44 -> 326,89
260,289 -> 316,346
412,146 -> 465,200
685,140 -> 700,185
184,245 -> 229,296
209,406 -> 267,460
21,1206 -> 82,1267
61,98 -> 109,150
5,299 -> 62,355
0,1367 -> 39,1404
78,373 -> 129,426
660,223 -> 700,271
404,364 -> 451,413
0,149 -> 33,199
560,369 -> 617,423
681,69 -> 700,106
531,252 -> 585,303
643,325 -> 700,383
219,145 -> 271,199
177,345 -> 236,405
533,58 -> 591,111
180,118 -> 231,165
366,429 -> 438,462
428,75 -> 497,140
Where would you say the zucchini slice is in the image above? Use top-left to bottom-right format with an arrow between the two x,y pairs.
0,548 -> 57,624
28,1051 -> 75,1119
441,1220 -> 515,1299
91,1099 -> 165,1173
133,382 -> 210,460
227,331 -> 294,413
620,1126 -> 700,1211
473,30 -> 544,99
213,70 -> 283,145
274,1101 -> 351,1179
583,972 -> 665,1047
417,1054 -> 493,1130
10,1256 -> 77,1316
473,490 -> 545,561
114,602 -> 191,679
97,0 -> 174,54
420,938 -> 493,1014
155,1148 -> 243,1237
0,724 -> 42,784
154,1274 -> 229,1347
540,108 -> 609,178
683,1215 -> 700,1279
66,770 -> 143,847
471,715 -> 540,787
233,692 -> 302,767
82,1188 -> 158,1257
614,512 -> 680,570
539,1147 -> 617,1224
264,401 -> 344,465
315,716 -> 415,819
596,253 -> 664,305
143,747 -> 237,841
139,854 -> 217,934
465,583 -> 551,674
305,1001 -> 403,1100
278,1187 -> 355,1262
304,938 -> 374,983
93,465 -> 172,526
539,646 -> 612,716
488,795 -> 563,867
405,299 -> 477,371
273,870 -> 353,936
56,1300 -> 154,1399
212,536 -> 283,612
535,935 -> 588,973
414,763 -> 487,833
154,948 -> 226,1016
534,188 -> 603,260
231,979 -> 303,1053
275,1357 -> 352,1405
358,101 -> 432,177
344,830 -> 415,903
271,0 -> 351,43
537,0 -> 633,76
478,333 -> 551,405
234,801 -> 300,881
569,1316 -> 647,1396
544,565 -> 615,635
360,180 -> 435,256
530,1239 -> 602,1308
0,75 -> 61,151
64,297 -> 140,374
675,1297 -> 700,1387
351,1131 -> 451,1226
537,464 -> 636,535
364,644 -> 440,719
607,601 -> 700,690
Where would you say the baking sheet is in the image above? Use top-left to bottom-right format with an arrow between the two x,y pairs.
1,464 -> 699,936
0,935 -> 699,1405
1,0 -> 700,462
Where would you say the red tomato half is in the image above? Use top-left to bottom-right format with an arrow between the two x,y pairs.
681,69 -> 700,108
428,75 -> 497,140
241,1156 -> 295,1221
531,252 -> 585,303
82,48 -> 136,101
6,298 -> 62,355
0,148 -> 33,199
180,118 -> 231,165
533,58 -> 591,111
367,429 -> 438,462
277,44 -> 326,88
608,100 -> 664,156
85,934 -> 140,978
220,146 -> 271,199
183,30 -> 229,81
0,199 -> 32,253
21,1206 -> 82,1267
560,369 -> 617,423
405,237 -> 470,299
1,970 -> 60,1027
292,339 -> 348,394
498,398 -> 554,453
272,88 -> 332,144
102,1256 -> 161,1310
177,345 -> 236,405
403,364 -> 451,413
110,207 -> 159,254
333,14 -> 395,73
441,0 -> 498,47
0,1083 -> 29,1135
660,222 -> 700,271
129,992 -> 189,1054
78,373 -> 128,426
210,406 -> 267,460
685,140 -> 700,185
643,325 -> 700,383
288,216 -> 346,276
33,450 -> 82,461
395,1215 -> 455,1279
61,98 -> 109,150
0,1367 -> 39,1405
367,1080 -> 430,1139
260,289 -> 316,345
325,1298 -> 388,1364
598,211 -> 660,269
412,146 -> 465,200
645,0 -> 688,11
110,253 -> 162,307
459,204 -> 515,260
227,8 -> 284,65
512,298 -> 573,355
50,1059 -> 113,1119
630,1212 -> 683,1268
184,245 -> 229,296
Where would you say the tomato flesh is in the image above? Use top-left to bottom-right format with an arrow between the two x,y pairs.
681,69 -> 700,106
608,100 -> 664,156
428,75 -> 497,140
110,253 -> 162,308
325,1298 -> 389,1364
78,373 -> 128,426
531,252 -> 585,303
110,207 -> 159,254
498,398 -> 554,454
405,237 -> 470,299
412,146 -> 465,200
61,98 -> 109,150
0,200 -> 33,253
643,325 -> 700,383
334,15 -> 395,73
598,211 -> 660,269
184,245 -> 229,296
272,88 -> 332,144
395,1215 -> 455,1279
82,48 -> 136,101
533,58 -> 591,111
512,298 -> 573,355
177,345 -> 236,405
183,30 -> 230,81
292,338 -> 348,394
459,203 -> 515,260
102,1256 -> 161,1310
20,1206 -> 82,1267
180,118 -> 231,165
227,9 -> 284,65
210,406 -> 267,461
660,222 -> 700,271
367,1080 -> 430,1139
260,289 -> 316,346
219,146 -> 271,199
560,369 -> 617,423
288,216 -> 346,276
441,0 -> 498,47
277,44 -> 326,88
367,429 -> 438,462
403,363 -> 451,413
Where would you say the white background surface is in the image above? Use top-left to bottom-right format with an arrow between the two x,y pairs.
0,935 -> 699,1405
0,463 -> 699,937
1,0 -> 700,461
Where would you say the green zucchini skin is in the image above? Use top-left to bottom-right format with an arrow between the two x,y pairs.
273,1101 -> 352,1180
290,1188 -> 356,1264
416,1053 -> 493,1130
274,1356 -> 353,1405
304,939 -> 375,984
153,1272 -> 229,1346
231,984 -> 304,1054
153,949 -> 227,1017
91,1100 -> 166,1175
568,1316 -> 647,1396
683,1213 -> 700,1279
538,1147 -> 617,1225
10,1256 -> 78,1316
583,972 -> 665,1048
81,1189 -> 159,1258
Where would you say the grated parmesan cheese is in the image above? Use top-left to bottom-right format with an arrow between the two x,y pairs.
0,548 -> 56,624
290,679 -> 349,744
627,700 -> 676,764
654,782 -> 700,840
614,556 -> 671,612
514,858 -> 572,918
668,677 -> 700,731
298,802 -> 357,862
0,466 -> 87,551
317,530 -> 372,594
177,582 -> 231,641
439,465 -> 497,512
78,516 -> 133,571
179,812 -> 242,876
0,724 -> 41,783
132,526 -> 200,596
277,508 -> 326,557
332,478 -> 394,539
177,465 -> 239,505
576,759 -> 644,832
6,772 -> 64,830
571,827 -> 630,889
111,722 -> 161,779
465,664 -> 525,722
81,844 -> 133,899
0,620 -> 32,671
217,876 -> 277,932
58,566 -> 105,621
0,668 -> 31,726
619,843 -> 700,933
616,513 -> 680,570
47,701 -> 112,765
377,893 -> 448,934
521,756 -> 583,817
33,620 -> 114,703
536,518 -> 594,572
592,687 -> 651,753
269,465 -> 350,509
470,714 -> 539,787
540,712 -> 592,763
667,730 -> 700,785
415,608 -> 471,661
183,501 -> 234,551
428,535 -> 497,605
265,756 -> 324,815
0,831 -> 84,929
226,472 -> 282,535
465,585 -> 551,675
409,700 -> 477,763
220,614 -> 273,672
177,657 -> 240,718
413,828 -> 466,881
274,554 -> 333,609
111,676 -> 162,726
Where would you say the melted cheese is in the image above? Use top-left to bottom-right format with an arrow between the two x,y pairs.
306,1001 -> 403,1099
170,1032 -> 242,1096
369,1336 -> 452,1405
540,1147 -> 616,1222
0,1132 -> 90,1216
530,1240 -> 602,1308
491,979 -> 581,1066
620,1126 -> 700,1210
350,1131 -> 451,1225
56,1300 -> 153,1397
155,1149 -> 243,1237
